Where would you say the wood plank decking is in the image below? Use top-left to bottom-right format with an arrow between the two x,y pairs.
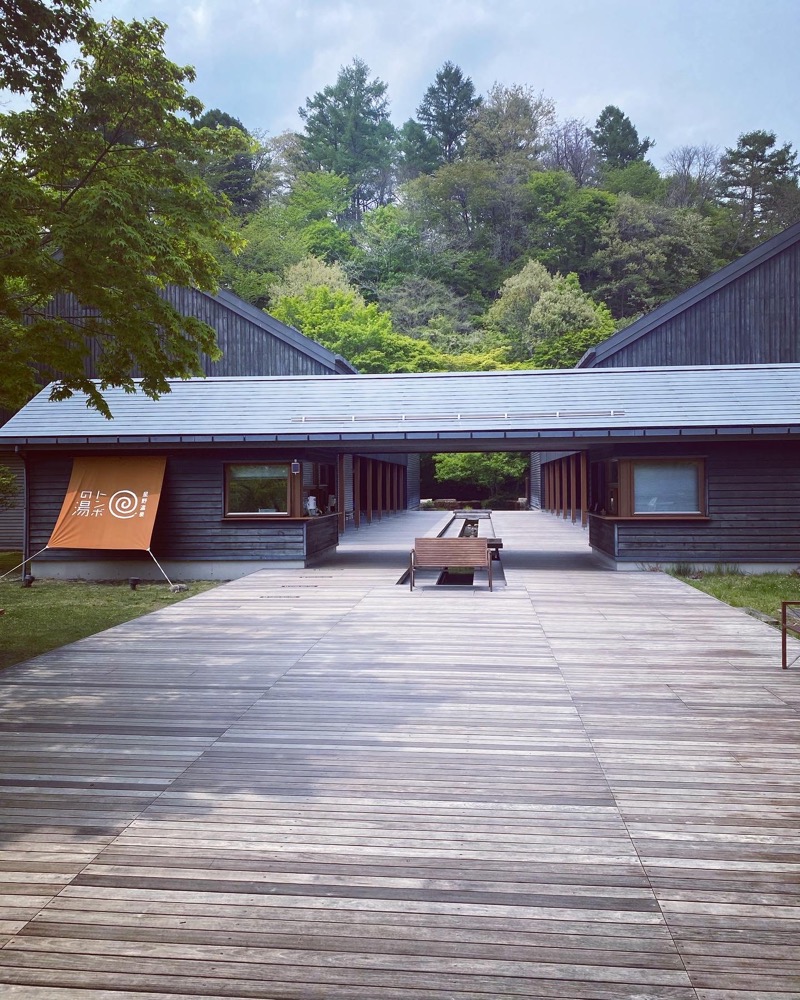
0,510 -> 799,999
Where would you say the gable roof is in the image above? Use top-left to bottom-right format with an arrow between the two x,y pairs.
578,221 -> 800,368
206,288 -> 358,374
3,364 -> 800,452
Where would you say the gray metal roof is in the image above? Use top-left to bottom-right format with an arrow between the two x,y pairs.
3,365 -> 800,450
577,221 -> 800,368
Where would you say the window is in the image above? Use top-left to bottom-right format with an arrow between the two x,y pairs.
632,460 -> 702,514
596,457 -> 706,517
225,464 -> 290,516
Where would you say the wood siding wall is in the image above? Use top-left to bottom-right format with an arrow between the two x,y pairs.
0,450 -> 24,550
44,288 -> 339,378
529,454 -> 542,509
406,454 -> 421,509
27,453 -> 339,564
597,241 -> 800,367
588,442 -> 800,564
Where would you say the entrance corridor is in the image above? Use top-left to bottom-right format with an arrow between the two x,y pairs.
0,511 -> 798,998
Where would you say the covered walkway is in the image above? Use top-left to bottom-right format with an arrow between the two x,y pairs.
0,511 -> 799,998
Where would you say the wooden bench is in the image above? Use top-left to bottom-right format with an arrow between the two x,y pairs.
781,601 -> 800,669
409,537 -> 493,591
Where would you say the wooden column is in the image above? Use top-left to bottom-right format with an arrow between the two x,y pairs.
366,458 -> 373,524
337,453 -> 346,534
570,453 -> 578,523
353,455 -> 362,529
376,461 -> 383,520
561,458 -> 569,519
553,461 -> 560,514
580,452 -> 589,527
545,463 -> 553,512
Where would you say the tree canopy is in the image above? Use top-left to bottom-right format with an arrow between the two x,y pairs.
591,105 -> 653,169
416,61 -> 480,165
0,15 -> 244,415
298,58 -> 396,220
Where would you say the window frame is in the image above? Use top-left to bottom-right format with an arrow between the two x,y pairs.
224,462 -> 292,518
597,456 -> 707,519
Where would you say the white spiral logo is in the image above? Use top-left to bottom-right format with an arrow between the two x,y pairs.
109,490 -> 139,519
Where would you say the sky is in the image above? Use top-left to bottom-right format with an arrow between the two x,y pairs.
93,0 -> 798,168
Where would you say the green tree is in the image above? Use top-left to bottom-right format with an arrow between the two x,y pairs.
600,160 -> 666,201
194,108 -> 260,215
486,260 -> 613,360
269,257 -> 354,302
0,0 -> 91,97
378,276 -> 477,345
348,204 -> 442,295
0,16 -> 243,415
525,171 -> 616,278
298,57 -> 397,219
271,286 -> 447,373
591,194 -> 715,317
591,105 -> 653,169
416,61 -> 480,165
466,82 -> 555,177
396,118 -> 441,181
218,203 -> 305,306
719,130 -> 800,250
433,451 -> 528,497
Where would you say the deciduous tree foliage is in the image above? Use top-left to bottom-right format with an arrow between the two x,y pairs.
0,0 -> 90,96
466,82 -> 555,177
486,260 -> 614,360
433,451 -> 528,495
0,17 -> 244,415
591,194 -> 715,317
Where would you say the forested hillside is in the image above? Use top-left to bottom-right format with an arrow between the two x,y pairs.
201,58 -> 800,373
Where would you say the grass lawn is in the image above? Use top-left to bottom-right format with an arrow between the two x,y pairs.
674,570 -> 800,620
0,554 -> 218,671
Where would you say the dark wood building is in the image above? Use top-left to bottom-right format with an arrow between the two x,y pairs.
4,367 -> 800,577
538,221 -> 800,569
577,220 -> 800,369
2,286 -> 346,548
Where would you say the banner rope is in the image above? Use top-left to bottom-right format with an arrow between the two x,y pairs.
0,546 -> 50,581
147,549 -> 175,588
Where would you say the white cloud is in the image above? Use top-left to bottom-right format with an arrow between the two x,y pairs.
92,0 -> 799,158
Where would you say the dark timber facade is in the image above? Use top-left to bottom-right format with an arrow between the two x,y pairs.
539,222 -> 800,569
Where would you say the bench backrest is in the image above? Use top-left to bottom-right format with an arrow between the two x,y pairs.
412,537 -> 489,567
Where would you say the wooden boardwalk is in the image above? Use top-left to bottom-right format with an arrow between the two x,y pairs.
1,510 -> 799,999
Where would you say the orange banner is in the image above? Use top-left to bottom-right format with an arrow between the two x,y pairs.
48,457 -> 167,550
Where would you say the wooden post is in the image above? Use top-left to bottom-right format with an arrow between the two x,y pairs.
376,461 -> 383,520
545,462 -> 552,511
570,453 -> 578,523
552,461 -> 559,514
366,458 -> 373,524
337,453 -> 346,534
561,458 -> 569,519
353,455 -> 362,529
580,452 -> 589,527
